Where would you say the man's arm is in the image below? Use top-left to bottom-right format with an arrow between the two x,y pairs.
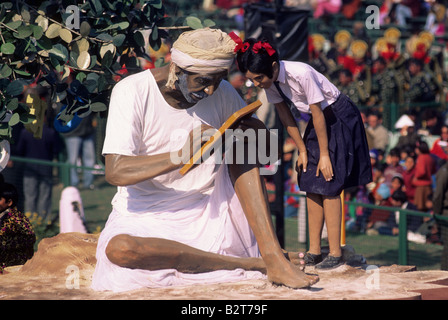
105,124 -> 215,186
105,153 -> 181,186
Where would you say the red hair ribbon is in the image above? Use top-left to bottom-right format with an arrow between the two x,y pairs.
229,31 -> 249,53
252,41 -> 276,56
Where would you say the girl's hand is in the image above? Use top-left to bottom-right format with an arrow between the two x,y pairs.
295,151 -> 308,174
317,154 -> 334,181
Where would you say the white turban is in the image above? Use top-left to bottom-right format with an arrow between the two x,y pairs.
166,28 -> 236,88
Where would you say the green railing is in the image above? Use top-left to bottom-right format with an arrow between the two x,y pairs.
9,155 -> 448,266
284,191 -> 448,266
9,155 -> 105,187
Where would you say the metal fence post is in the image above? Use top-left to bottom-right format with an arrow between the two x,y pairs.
398,210 -> 408,265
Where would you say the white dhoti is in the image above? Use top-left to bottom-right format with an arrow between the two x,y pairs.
91,69 -> 265,292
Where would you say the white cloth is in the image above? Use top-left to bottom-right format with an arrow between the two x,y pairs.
91,70 -> 264,292
265,61 -> 340,114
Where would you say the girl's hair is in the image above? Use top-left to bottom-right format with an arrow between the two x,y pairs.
416,140 -> 430,154
235,38 -> 279,78
0,183 -> 18,207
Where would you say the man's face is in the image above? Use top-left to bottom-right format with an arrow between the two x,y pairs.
176,68 -> 228,105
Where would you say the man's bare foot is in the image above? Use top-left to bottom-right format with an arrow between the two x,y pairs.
283,250 -> 305,271
266,255 -> 319,289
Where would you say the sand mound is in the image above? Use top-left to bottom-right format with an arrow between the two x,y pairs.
1,232 -> 448,300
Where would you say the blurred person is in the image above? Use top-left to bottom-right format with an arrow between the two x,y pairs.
369,57 -> 398,108
16,116 -> 62,221
61,112 -> 96,190
312,0 -> 342,19
366,110 -> 390,152
430,125 -> 448,164
432,161 -> 448,269
383,148 -> 405,187
404,58 -> 437,104
413,140 -> 436,211
394,114 -> 419,150
402,154 -> 417,204
421,109 -> 443,136
0,182 -> 36,273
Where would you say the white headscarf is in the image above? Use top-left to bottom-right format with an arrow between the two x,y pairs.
166,28 -> 236,88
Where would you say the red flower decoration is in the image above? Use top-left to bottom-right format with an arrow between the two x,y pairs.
229,31 -> 249,53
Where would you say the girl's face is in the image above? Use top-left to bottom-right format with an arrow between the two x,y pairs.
244,62 -> 279,89
0,197 -> 12,212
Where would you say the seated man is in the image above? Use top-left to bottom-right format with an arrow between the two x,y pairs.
91,28 -> 318,292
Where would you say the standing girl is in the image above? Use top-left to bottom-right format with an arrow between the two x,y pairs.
233,35 -> 372,269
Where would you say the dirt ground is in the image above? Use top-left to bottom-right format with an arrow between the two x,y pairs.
1,232 -> 448,300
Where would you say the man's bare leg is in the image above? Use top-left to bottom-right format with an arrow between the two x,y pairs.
228,162 -> 318,289
106,235 -> 301,273
106,234 -> 266,273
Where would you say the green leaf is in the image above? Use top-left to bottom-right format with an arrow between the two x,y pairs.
13,69 -> 31,76
0,64 -> 12,78
14,25 -> 33,39
45,23 -> 61,38
31,24 -> 43,40
6,98 -> 18,111
80,21 -> 91,37
6,21 -> 21,30
134,31 -> 145,47
77,51 -> 91,69
203,19 -> 216,28
8,112 -> 20,126
186,16 -> 202,30
113,34 -> 126,47
1,43 -> 15,54
90,102 -> 107,112
76,72 -> 87,82
6,80 -> 24,96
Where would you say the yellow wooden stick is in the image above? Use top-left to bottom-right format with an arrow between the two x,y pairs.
179,100 -> 262,175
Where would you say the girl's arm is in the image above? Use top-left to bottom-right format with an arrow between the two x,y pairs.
309,103 -> 333,181
274,101 -> 307,172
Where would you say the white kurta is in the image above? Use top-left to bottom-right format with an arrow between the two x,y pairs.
91,70 -> 264,292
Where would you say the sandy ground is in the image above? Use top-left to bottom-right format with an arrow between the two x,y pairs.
1,232 -> 448,300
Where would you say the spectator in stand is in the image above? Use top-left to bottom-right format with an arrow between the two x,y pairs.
394,114 -> 419,150
422,109 -> 443,136
312,0 -> 342,19
432,161 -> 448,270
404,58 -> 437,104
366,110 -> 390,152
383,148 -> 405,188
424,0 -> 446,36
16,114 -> 62,222
413,140 -> 436,211
402,154 -> 417,205
430,125 -> 448,165
390,175 -> 405,195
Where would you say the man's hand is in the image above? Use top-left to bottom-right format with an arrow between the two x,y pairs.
179,124 -> 217,164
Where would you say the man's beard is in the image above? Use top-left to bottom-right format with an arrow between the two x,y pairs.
175,72 -> 208,104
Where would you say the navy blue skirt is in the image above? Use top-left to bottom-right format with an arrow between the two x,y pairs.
297,94 -> 372,196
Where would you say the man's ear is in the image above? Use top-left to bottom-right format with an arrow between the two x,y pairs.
6,199 -> 13,208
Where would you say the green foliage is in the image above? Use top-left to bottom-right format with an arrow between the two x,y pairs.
0,0 -> 217,141
0,0 -> 166,140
